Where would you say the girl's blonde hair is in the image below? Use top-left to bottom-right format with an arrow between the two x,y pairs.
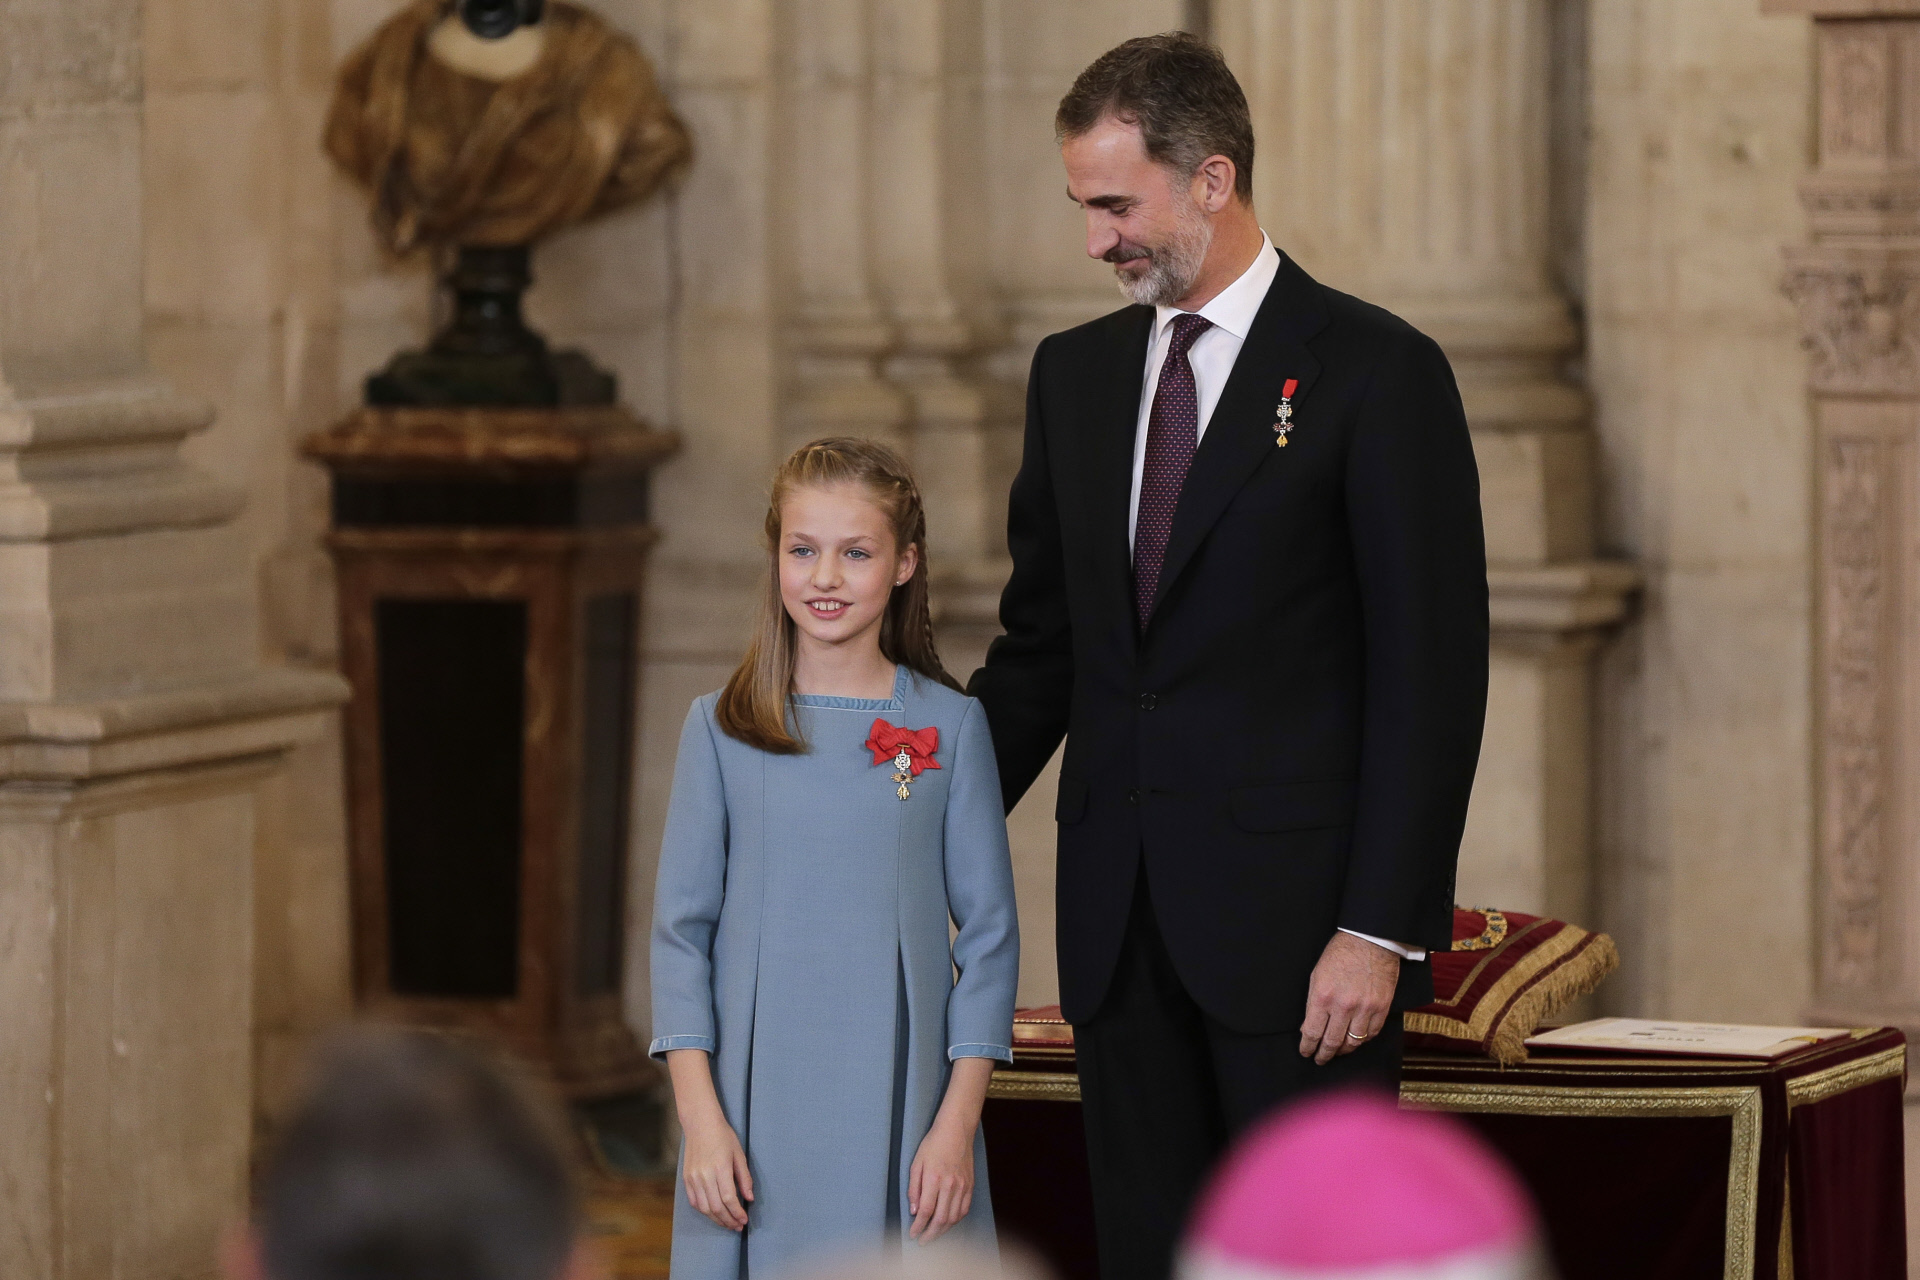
716,438 -> 961,753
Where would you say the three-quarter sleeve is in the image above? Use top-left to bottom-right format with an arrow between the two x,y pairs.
942,698 -> 1020,1062
648,698 -> 729,1059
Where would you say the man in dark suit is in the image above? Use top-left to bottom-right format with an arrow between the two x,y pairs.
967,33 -> 1489,1280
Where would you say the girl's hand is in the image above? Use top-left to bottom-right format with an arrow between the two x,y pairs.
681,1110 -> 754,1232
907,1117 -> 975,1243
665,1049 -> 753,1232
907,1055 -> 994,1244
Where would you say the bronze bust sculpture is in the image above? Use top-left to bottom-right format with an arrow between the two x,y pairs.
325,0 -> 690,404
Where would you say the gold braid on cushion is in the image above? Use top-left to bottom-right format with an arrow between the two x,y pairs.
1452,907 -> 1509,952
1405,927 -> 1621,1066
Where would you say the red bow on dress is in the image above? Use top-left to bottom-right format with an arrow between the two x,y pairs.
865,720 -> 940,776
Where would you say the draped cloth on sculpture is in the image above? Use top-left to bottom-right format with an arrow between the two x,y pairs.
324,0 -> 690,253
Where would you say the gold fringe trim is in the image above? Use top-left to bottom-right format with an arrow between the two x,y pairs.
1404,930 -> 1620,1066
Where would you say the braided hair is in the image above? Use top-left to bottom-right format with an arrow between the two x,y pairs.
716,437 -> 961,753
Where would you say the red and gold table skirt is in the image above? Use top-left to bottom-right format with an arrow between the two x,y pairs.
983,1024 -> 1907,1280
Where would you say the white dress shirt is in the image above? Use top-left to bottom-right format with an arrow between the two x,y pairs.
1126,232 -> 1427,964
1127,233 -> 1281,551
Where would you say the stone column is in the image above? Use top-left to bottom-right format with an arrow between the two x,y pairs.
869,0 -> 1004,626
1772,1 -> 1920,1037
1215,0 -> 1637,924
622,0 -> 782,1055
0,1 -> 345,1275
779,0 -> 910,454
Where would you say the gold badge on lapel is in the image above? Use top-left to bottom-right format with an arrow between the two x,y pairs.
1274,377 -> 1298,447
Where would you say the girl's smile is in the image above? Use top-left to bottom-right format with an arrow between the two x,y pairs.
778,481 -> 918,694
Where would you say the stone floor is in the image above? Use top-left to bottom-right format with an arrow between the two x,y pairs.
584,1177 -> 675,1280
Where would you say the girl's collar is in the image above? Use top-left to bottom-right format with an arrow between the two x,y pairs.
789,663 -> 909,712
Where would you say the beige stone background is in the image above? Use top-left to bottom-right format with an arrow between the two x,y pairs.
12,0 -> 1920,1273
140,0 -> 1816,1060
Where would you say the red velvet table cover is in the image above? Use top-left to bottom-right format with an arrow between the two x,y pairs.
983,1021 -> 1906,1280
1403,1029 -> 1907,1280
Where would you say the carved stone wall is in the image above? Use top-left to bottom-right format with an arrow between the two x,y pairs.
1817,427 -> 1893,992
141,0 -> 364,1141
0,9 -> 1871,1270
1,0 -> 347,1273
1771,2 -> 1920,1033
1581,0 -> 1814,1024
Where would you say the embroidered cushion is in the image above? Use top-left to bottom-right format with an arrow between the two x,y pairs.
1402,907 -> 1619,1066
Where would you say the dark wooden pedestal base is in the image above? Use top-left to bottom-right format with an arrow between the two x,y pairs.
308,405 -> 678,1098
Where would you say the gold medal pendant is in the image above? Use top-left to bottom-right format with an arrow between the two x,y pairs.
865,719 -> 941,802
1274,376 -> 1299,448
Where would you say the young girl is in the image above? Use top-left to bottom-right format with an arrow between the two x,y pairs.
650,438 -> 1019,1277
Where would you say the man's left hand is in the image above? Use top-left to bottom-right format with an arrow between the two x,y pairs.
1299,931 -> 1400,1064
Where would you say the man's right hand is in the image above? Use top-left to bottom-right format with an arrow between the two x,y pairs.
1298,930 -> 1400,1065
666,1048 -> 754,1231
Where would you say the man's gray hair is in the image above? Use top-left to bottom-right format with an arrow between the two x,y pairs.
1056,32 -> 1255,201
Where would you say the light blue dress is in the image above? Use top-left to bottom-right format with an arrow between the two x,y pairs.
650,666 -> 1020,1280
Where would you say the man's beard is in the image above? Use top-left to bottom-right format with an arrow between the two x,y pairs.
1106,203 -> 1213,307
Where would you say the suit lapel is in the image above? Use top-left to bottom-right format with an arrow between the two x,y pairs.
1086,306 -> 1154,630
1150,255 -> 1331,618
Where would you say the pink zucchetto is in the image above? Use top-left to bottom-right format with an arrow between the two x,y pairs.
1178,1090 -> 1551,1280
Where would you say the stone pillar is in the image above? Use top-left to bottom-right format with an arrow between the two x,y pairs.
779,0 -> 910,454
622,0 -> 781,1051
1772,1 -> 1920,1037
1215,0 -> 1637,924
869,0 -> 1004,624
0,1 -> 345,1275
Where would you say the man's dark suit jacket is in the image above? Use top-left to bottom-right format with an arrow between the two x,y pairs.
967,253 -> 1489,1034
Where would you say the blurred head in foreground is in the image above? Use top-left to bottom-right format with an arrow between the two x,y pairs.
233,1026 -> 585,1280
1180,1091 -> 1550,1280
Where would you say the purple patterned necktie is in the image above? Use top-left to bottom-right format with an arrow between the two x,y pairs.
1133,313 -> 1213,628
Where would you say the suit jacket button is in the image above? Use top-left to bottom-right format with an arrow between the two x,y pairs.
1138,693 -> 1158,711
1126,787 -> 1139,804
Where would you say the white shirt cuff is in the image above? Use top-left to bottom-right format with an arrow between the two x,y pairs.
1339,927 -> 1427,962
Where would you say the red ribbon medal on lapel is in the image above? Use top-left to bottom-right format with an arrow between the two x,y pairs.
866,719 -> 940,801
1274,377 -> 1299,448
